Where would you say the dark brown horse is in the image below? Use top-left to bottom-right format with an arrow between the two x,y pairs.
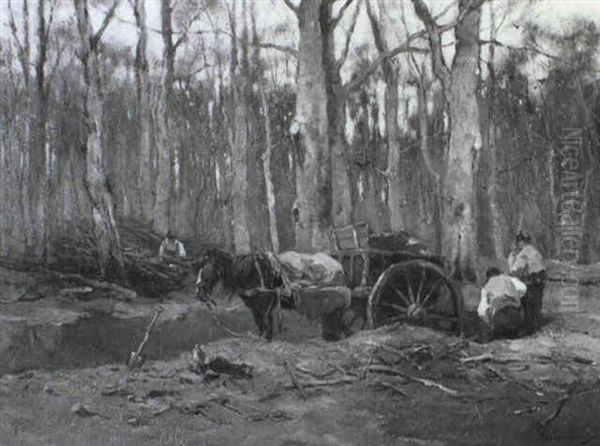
196,249 -> 293,340
196,249 -> 354,341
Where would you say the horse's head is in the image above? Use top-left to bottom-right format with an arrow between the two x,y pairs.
196,249 -> 231,299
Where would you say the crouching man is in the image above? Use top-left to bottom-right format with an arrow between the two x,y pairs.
478,267 -> 527,339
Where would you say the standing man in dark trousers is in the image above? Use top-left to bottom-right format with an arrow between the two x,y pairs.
508,231 -> 546,335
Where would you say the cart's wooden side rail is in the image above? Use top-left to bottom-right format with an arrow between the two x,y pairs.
330,222 -> 370,251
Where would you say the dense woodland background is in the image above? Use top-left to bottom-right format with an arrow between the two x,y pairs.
1,0 -> 599,282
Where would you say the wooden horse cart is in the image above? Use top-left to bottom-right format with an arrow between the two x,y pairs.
330,223 -> 465,335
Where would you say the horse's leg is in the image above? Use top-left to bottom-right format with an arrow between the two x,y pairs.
255,306 -> 266,338
276,293 -> 283,335
321,310 -> 342,341
269,290 -> 283,336
265,311 -> 274,341
341,308 -> 357,338
264,292 -> 277,342
243,295 -> 265,338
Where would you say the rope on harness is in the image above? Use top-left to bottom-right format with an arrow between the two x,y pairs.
206,305 -> 253,339
252,254 -> 266,289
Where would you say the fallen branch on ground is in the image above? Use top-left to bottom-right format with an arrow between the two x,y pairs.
483,364 -> 540,392
460,353 -> 515,364
0,289 -> 45,304
286,376 -> 356,388
411,345 -> 432,355
58,286 -> 94,296
367,364 -> 410,378
366,341 -> 413,355
514,406 -> 541,415
284,360 -> 308,400
540,387 -> 600,430
322,360 -> 355,378
374,380 -> 408,396
407,376 -> 459,396
45,269 -> 138,300
365,362 -> 456,395
362,349 -> 376,380
295,365 -> 337,379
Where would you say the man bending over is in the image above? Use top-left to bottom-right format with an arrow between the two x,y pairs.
478,267 -> 527,339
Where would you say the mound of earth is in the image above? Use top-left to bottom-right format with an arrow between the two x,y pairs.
2,322 -> 600,446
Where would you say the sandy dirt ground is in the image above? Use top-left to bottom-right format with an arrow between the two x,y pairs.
2,264 -> 600,445
2,315 -> 600,446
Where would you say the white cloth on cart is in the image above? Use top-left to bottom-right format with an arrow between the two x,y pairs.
276,251 -> 346,288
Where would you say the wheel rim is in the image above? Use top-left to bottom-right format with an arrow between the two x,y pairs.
366,259 -> 464,334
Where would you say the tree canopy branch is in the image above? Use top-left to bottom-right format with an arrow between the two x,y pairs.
173,10 -> 202,51
252,42 -> 298,58
346,0 -> 470,94
336,0 -> 362,69
92,0 -> 120,48
411,0 -> 450,89
7,0 -> 31,83
46,37 -> 68,91
330,0 -> 355,28
480,38 -> 560,61
344,41 -> 430,94
366,0 -> 387,56
7,6 -> 24,54
282,0 -> 299,15
45,0 -> 58,43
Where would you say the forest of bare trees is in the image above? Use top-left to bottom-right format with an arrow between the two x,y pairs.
1,0 -> 599,281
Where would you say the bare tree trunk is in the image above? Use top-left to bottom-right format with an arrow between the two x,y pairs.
485,3 -> 505,258
12,0 -> 31,87
24,0 -> 36,254
228,2 -> 251,253
293,0 -> 331,252
27,0 -> 51,260
444,2 -> 481,280
413,0 -> 482,281
365,0 -> 408,231
75,0 -> 124,280
321,2 -> 352,228
384,72 -> 408,231
230,92 -> 251,253
153,0 -> 174,235
416,71 -> 443,251
328,91 -> 352,228
9,0 -> 32,253
260,86 -> 280,252
217,151 -> 234,251
133,0 -> 153,223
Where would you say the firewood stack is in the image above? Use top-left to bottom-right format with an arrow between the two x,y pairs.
48,219 -> 205,297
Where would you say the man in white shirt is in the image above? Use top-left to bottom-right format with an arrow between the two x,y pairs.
159,231 -> 187,261
508,232 -> 546,334
478,267 -> 527,339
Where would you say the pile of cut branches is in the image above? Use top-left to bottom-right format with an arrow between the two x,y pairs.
47,219 -> 206,297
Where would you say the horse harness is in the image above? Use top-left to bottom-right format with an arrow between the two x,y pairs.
251,254 -> 279,316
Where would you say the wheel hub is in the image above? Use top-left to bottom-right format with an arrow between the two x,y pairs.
407,303 -> 423,319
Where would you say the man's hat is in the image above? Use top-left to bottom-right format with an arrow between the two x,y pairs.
515,231 -> 531,243
485,267 -> 502,280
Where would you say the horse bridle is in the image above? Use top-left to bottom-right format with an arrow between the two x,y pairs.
199,256 -> 225,284
196,257 -> 226,308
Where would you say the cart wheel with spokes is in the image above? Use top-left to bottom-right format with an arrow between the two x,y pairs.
366,259 -> 465,335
